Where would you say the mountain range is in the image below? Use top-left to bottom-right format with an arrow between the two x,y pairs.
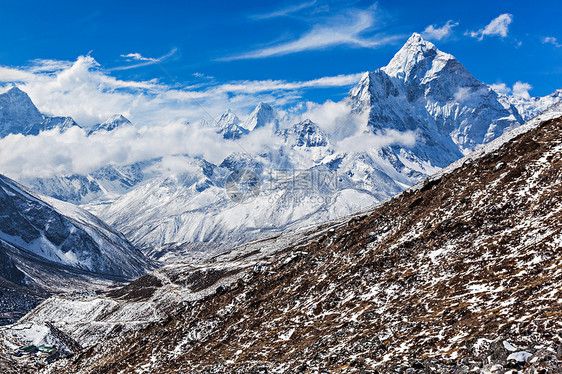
0,87 -> 77,137
0,31 -> 560,372
12,33 -> 559,259
1,33 -> 561,261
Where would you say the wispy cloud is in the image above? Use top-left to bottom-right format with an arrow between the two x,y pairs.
211,73 -> 363,94
421,20 -> 458,41
26,59 -> 73,73
467,14 -> 513,41
121,53 -> 159,62
250,1 -> 317,20
221,5 -> 401,60
109,48 -> 178,71
542,36 -> 561,47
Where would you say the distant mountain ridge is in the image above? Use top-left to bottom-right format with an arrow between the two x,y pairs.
90,114 -> 132,133
0,173 -> 151,277
277,120 -> 329,148
0,87 -> 79,137
216,109 -> 248,139
0,87 -> 136,138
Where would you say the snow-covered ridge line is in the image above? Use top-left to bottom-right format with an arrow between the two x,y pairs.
0,173 -> 152,279
409,101 -> 562,192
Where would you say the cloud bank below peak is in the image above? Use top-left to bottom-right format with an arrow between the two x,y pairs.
0,55 -> 363,127
0,97 -> 417,182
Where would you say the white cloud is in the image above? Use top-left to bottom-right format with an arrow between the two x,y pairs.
286,100 -> 365,140
489,83 -> 511,95
26,59 -> 73,73
512,81 -> 532,99
0,123 -> 237,180
0,101 -> 416,181
453,87 -> 472,103
335,128 -> 417,153
421,20 -> 458,41
192,72 -> 215,80
468,13 -> 513,41
121,52 -> 158,62
213,73 -> 364,94
221,5 -> 402,60
0,56 -> 362,127
280,99 -> 416,154
453,86 -> 490,104
542,36 -> 561,47
489,81 -> 532,98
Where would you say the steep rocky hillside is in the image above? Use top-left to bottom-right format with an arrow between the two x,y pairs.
34,108 -> 562,373
0,173 -> 153,323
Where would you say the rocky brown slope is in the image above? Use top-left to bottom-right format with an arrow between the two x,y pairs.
39,111 -> 562,373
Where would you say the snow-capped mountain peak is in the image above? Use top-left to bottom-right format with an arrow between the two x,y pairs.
349,32 -> 523,159
0,86 -> 44,128
0,86 -> 80,137
3,86 -> 35,100
243,102 -> 278,131
91,114 -> 131,133
215,109 -> 248,139
217,109 -> 241,127
277,119 -> 329,148
381,32 -> 455,82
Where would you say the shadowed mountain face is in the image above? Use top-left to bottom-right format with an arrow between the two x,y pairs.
35,107 -> 562,373
0,174 -> 151,278
0,173 -> 153,323
0,87 -> 78,137
349,33 -> 523,166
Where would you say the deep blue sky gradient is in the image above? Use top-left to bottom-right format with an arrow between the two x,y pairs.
0,0 -> 560,102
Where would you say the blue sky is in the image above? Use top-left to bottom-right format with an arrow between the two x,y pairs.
0,0 -> 560,125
